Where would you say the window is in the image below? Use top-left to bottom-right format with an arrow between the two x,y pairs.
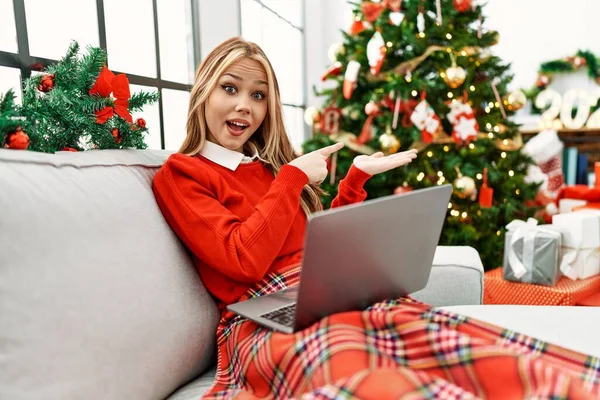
240,0 -> 307,151
0,0 -> 196,150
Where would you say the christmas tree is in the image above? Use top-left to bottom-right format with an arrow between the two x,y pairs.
303,0 -> 540,270
1,42 -> 159,153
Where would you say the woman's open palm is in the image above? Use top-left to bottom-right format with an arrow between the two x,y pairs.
353,149 -> 418,176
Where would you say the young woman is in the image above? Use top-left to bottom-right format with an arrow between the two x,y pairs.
153,37 -> 599,399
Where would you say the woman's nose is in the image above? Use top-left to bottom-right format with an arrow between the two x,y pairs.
235,98 -> 251,114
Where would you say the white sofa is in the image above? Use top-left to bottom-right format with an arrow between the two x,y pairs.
0,148 -> 595,400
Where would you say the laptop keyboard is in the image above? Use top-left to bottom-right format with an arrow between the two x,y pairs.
260,304 -> 296,327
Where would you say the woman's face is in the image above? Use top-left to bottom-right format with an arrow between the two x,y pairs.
205,58 -> 269,153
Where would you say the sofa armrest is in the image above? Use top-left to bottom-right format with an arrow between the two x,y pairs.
411,246 -> 484,306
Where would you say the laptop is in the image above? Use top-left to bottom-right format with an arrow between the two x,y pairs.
227,184 -> 453,334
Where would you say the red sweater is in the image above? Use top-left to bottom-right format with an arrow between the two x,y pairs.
152,153 -> 371,309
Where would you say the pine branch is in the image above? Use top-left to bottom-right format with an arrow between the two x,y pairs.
79,45 -> 107,91
129,91 -> 160,111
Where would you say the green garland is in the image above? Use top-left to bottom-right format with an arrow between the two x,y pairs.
524,49 -> 600,110
0,42 -> 159,153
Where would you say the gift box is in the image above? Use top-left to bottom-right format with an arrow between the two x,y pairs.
503,218 -> 562,286
485,267 -> 600,306
552,212 -> 600,280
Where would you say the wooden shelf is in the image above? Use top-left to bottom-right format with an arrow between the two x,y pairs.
520,128 -> 600,171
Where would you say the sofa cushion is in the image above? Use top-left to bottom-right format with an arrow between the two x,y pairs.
0,149 -> 220,400
165,367 -> 216,400
411,246 -> 484,306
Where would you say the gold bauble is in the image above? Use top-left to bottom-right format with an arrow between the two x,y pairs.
379,133 -> 400,154
453,175 -> 476,199
504,90 -> 527,111
443,66 -> 466,89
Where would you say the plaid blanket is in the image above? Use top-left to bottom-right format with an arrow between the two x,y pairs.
203,266 -> 600,399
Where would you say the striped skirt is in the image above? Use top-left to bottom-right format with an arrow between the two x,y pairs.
203,266 -> 600,399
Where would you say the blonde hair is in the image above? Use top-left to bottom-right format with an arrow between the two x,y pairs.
180,36 -> 324,215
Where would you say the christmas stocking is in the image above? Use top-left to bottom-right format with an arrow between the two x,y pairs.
523,129 -> 565,215
448,100 -> 478,143
343,60 -> 361,100
410,99 -> 440,143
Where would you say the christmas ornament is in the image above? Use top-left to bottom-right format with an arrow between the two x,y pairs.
321,62 -> 343,81
362,1 -> 385,22
435,0 -> 443,25
385,0 -> 402,12
343,60 -> 361,100
478,167 -> 493,208
453,0 -> 472,13
504,89 -> 527,111
61,147 -> 78,152
111,127 -> 121,144
448,100 -> 479,143
523,129 -> 565,198
410,97 -> 441,144
304,106 -> 318,126
350,18 -> 366,35
536,74 -> 550,88
389,12 -> 404,26
366,31 -> 386,75
379,127 -> 400,154
454,173 -> 476,199
357,101 -> 380,144
37,74 -> 55,92
443,59 -> 466,89
4,126 -> 30,150
320,104 -> 343,135
327,42 -> 344,62
89,66 -> 133,124
417,10 -> 425,34
495,132 -> 523,151
135,118 -> 146,128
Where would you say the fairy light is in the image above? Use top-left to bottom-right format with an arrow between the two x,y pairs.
437,178 -> 445,185
440,72 -> 447,78
417,172 -> 425,181
503,139 -> 508,145
476,173 -> 483,180
386,41 -> 393,47
494,126 -> 500,132
411,90 -> 418,97
405,74 -> 412,82
501,152 -> 507,158
448,202 -> 453,209
469,143 -> 475,149
508,170 -> 514,177
443,146 -> 449,152
495,102 -> 500,108
446,33 -> 453,40
451,210 -> 460,217
461,212 -> 468,219
486,123 -> 492,130
488,132 -> 494,138
476,61 -> 481,66
461,51 -> 467,57
497,230 -> 502,236
488,102 -> 494,108
427,151 -> 433,157
485,107 -> 491,113
477,210 -> 482,216
437,171 -> 444,177
418,32 -> 426,38
448,92 -> 454,98
470,85 -> 475,91
516,189 -> 521,195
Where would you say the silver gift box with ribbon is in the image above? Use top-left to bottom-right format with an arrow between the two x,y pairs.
503,218 -> 562,285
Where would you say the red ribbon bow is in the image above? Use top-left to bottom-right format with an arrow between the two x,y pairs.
89,66 -> 132,124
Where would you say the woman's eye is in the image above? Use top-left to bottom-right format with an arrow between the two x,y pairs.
222,85 -> 236,93
253,92 -> 266,100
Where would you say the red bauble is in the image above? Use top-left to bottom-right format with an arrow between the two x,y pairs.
111,128 -> 121,144
4,127 -> 30,150
61,147 -> 78,152
453,0 -> 472,13
135,118 -> 146,128
37,74 -> 55,92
